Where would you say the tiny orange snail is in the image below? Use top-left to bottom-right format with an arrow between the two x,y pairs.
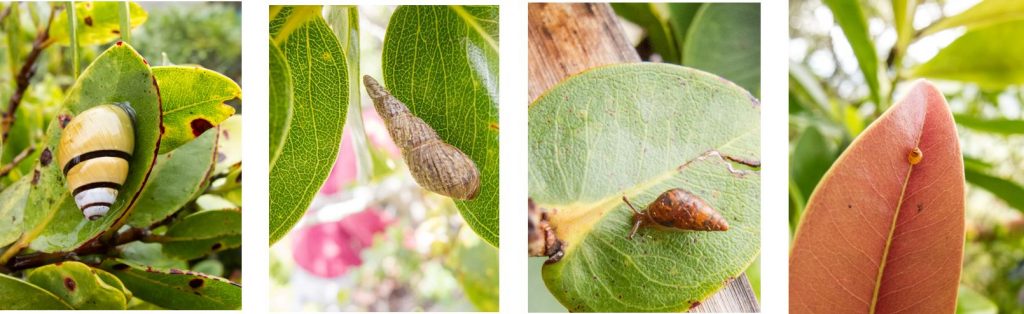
58,103 -> 135,220
908,147 -> 923,165
622,188 -> 729,240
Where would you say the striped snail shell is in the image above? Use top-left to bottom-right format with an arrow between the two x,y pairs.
58,103 -> 136,220
363,75 -> 481,200
623,188 -> 729,239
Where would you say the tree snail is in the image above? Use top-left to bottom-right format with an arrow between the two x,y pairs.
58,103 -> 136,220
622,188 -> 729,240
362,75 -> 481,200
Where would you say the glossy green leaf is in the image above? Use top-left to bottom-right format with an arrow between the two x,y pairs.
529,63 -> 760,311
50,2 -> 147,46
683,3 -> 761,96
3,43 -> 162,259
119,241 -> 188,271
789,126 -> 835,223
964,166 -> 1024,212
912,20 -> 1024,90
162,209 -> 241,260
268,7 -> 349,245
954,114 -> 1024,135
892,0 -> 917,64
152,66 -> 239,153
924,0 -> 1024,36
101,259 -> 241,310
667,3 -> 702,64
956,285 -> 998,314
446,226 -> 499,311
128,128 -> 218,228
269,40 -> 293,167
0,176 -> 30,247
25,261 -> 127,310
382,5 -> 499,247
192,259 -> 225,277
823,0 -> 882,105
0,273 -> 74,309
612,3 -> 679,63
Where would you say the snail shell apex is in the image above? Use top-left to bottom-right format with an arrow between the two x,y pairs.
58,103 -> 135,220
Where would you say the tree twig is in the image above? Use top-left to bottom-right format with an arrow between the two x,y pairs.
6,227 -> 149,271
0,146 -> 34,177
1,6 -> 58,143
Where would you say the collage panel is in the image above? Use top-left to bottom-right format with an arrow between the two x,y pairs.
267,4 -> 500,312
0,1 -> 242,310
526,3 -> 761,313
789,0 -> 1024,313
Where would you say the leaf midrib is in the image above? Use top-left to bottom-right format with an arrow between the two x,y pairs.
450,6 -> 497,53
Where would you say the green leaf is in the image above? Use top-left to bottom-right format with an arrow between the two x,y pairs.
892,0 -> 916,59
382,5 -> 499,247
964,166 -> 1024,212
446,226 -> 499,311
192,259 -> 225,277
529,63 -> 760,311
101,259 -> 241,310
682,3 -> 761,96
925,0 -> 1024,36
49,1 -> 147,46
954,114 -> 1024,135
5,43 -> 162,258
268,7 -> 349,245
912,20 -> 1024,90
269,40 -> 293,167
612,3 -> 679,63
956,285 -> 998,314
128,128 -> 218,228
25,261 -> 127,310
0,176 -> 31,248
823,0 -> 882,105
152,66 -> 239,153
0,273 -> 74,309
119,241 -> 188,271
667,3 -> 702,64
161,209 -> 241,260
789,126 -> 835,220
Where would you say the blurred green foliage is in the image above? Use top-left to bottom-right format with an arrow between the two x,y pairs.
791,0 -> 1024,312
132,2 -> 241,83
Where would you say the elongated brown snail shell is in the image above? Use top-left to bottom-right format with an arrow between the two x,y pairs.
623,188 -> 728,239
363,75 -> 480,200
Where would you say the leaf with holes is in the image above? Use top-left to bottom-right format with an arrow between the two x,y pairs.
382,5 -> 500,247
162,209 -> 241,260
0,273 -> 74,309
25,261 -> 128,310
790,81 -> 964,313
0,43 -> 162,262
268,6 -> 348,245
152,66 -> 239,153
50,2 -> 148,46
128,128 -> 218,228
529,63 -> 760,312
101,259 -> 241,310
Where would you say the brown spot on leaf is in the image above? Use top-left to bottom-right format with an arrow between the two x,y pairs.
64,277 -> 76,291
191,119 -> 214,137
83,16 -> 93,26
116,41 -> 123,46
689,301 -> 701,310
31,170 -> 40,185
112,263 -> 129,270
488,123 -> 499,130
39,148 -> 52,166
235,172 -> 242,183
188,278 -> 204,289
111,29 -> 120,34
211,243 -> 222,250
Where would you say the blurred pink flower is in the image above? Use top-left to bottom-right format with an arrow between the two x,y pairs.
320,108 -> 400,195
291,208 -> 393,278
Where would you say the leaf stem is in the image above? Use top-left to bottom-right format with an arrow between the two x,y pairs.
0,146 -> 35,177
118,1 -> 130,45
66,1 -> 79,78
1,6 -> 56,143
5,227 -> 150,272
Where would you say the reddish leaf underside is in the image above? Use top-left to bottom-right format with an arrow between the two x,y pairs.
790,80 -> 964,313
